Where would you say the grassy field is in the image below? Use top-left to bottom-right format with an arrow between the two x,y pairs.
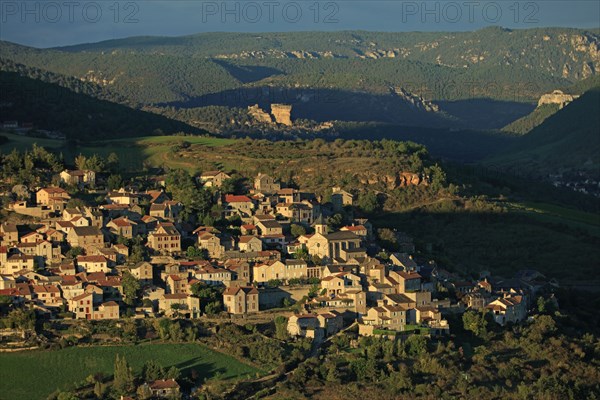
372,199 -> 600,280
508,201 -> 600,236
0,343 -> 262,400
0,132 -> 236,173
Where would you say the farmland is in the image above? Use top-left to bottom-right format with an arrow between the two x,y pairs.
0,343 -> 262,400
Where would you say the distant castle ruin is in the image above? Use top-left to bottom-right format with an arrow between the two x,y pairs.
537,90 -> 579,109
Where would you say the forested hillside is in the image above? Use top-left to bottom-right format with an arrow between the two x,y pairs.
0,71 -> 203,140
489,86 -> 600,179
3,27 -> 593,103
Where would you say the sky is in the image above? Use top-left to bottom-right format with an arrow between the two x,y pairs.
0,0 -> 598,48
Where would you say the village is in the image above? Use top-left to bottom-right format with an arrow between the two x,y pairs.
0,165 -> 560,397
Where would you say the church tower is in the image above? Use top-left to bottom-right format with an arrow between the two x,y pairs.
313,214 -> 328,235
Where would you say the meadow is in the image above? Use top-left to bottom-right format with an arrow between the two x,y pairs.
0,132 -> 235,173
0,343 -> 262,400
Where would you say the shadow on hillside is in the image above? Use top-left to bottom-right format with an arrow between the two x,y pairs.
0,71 -> 204,142
157,86 -> 457,128
371,207 -> 600,281
213,60 -> 283,84
159,86 -> 534,132
436,98 -> 535,130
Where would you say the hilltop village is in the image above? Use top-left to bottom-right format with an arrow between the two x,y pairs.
1,164 -> 552,330
0,157 -> 561,398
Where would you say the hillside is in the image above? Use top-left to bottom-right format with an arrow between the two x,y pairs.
502,103 -> 561,135
1,27 -> 598,133
488,86 -> 600,184
0,71 -> 204,141
54,28 -> 599,82
502,75 -> 600,134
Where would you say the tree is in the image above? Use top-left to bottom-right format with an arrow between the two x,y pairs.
136,384 -> 153,400
165,366 -> 181,380
166,169 -> 213,221
187,246 -> 208,260
0,295 -> 12,307
56,392 -> 78,400
113,354 -> 135,394
205,301 -> 221,316
171,303 -> 182,318
142,360 -> 165,382
65,246 -> 85,259
358,191 -> 379,213
122,272 -> 141,306
274,316 -> 288,340
290,224 -> 306,237
293,247 -> 309,262
462,310 -> 488,338
107,152 -> 120,172
107,174 -> 123,191
6,308 -> 36,331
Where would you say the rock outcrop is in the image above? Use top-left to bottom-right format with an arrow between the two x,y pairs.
271,104 -> 292,126
247,104 -> 293,126
248,104 -> 273,123
537,90 -> 579,109
357,171 -> 428,189
391,87 -> 439,112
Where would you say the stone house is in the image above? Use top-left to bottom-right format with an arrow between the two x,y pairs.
76,255 -> 110,273
106,217 -> 138,239
36,187 -> 70,209
197,232 -> 225,259
148,223 -> 181,254
252,259 -> 308,283
159,294 -> 200,318
198,170 -> 231,188
486,295 -> 527,326
254,173 -> 280,194
223,195 -> 255,218
59,169 -> 96,186
67,226 -> 104,253
223,286 -> 259,314
238,235 -> 263,253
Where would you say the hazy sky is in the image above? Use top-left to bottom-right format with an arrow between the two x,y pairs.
0,1 -> 598,48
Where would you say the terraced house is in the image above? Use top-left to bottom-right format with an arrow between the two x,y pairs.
148,223 -> 181,254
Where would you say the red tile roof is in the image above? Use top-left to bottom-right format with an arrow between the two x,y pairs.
225,195 -> 252,203
150,379 -> 179,389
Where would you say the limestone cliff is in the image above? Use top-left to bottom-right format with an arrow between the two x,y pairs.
537,90 -> 579,109
271,104 -> 292,126
247,104 -> 273,123
247,103 -> 293,126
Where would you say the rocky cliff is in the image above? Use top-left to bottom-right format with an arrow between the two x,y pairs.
537,90 -> 579,109
247,104 -> 293,126
271,104 -> 292,126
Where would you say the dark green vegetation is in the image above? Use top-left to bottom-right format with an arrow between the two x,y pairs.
0,343 -> 261,400
270,308 -> 600,400
502,103 -> 560,135
374,198 -> 600,280
2,27 -> 598,134
0,70 -> 203,140
489,86 -> 600,178
502,75 -> 600,135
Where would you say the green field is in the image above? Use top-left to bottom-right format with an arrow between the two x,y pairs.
0,132 -> 236,173
509,201 -> 600,235
0,343 -> 262,400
